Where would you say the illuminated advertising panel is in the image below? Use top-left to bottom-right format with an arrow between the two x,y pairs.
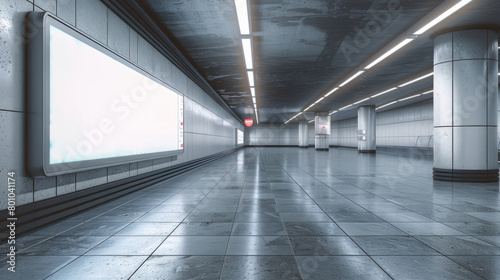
27,13 -> 184,177
236,129 -> 244,145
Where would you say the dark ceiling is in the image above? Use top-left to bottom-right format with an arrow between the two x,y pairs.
138,0 -> 500,123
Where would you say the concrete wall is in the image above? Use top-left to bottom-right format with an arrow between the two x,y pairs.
0,0 -> 243,210
246,100 -> 434,149
329,100 -> 434,148
246,123 -> 299,146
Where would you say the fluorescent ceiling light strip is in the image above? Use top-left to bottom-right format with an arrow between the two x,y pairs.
421,90 -> 433,95
371,87 -> 398,98
247,71 -> 254,87
377,101 -> 398,109
414,0 -> 473,35
308,120 -> 314,123
339,71 -> 365,87
234,0 -> 250,35
365,39 -> 414,69
250,87 -> 255,97
353,98 -> 370,105
398,72 -> 433,87
242,38 -> 253,69
329,110 -> 338,115
325,87 -> 339,97
339,104 -> 352,111
252,97 -> 256,103
399,94 -> 421,101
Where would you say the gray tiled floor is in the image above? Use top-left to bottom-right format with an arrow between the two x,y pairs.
2,147 -> 500,279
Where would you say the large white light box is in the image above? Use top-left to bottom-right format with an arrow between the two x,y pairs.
27,13 -> 184,177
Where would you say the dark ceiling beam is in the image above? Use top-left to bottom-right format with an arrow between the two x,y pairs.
100,0 -> 244,125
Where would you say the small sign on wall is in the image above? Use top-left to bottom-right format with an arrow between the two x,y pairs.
245,119 -> 254,127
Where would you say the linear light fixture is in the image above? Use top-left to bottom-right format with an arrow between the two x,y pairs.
242,38 -> 253,69
398,72 -> 433,87
308,119 -> 315,123
370,87 -> 398,98
247,71 -> 254,87
376,101 -> 398,110
352,98 -> 370,105
329,110 -> 338,116
399,94 -> 421,101
365,39 -> 414,70
339,71 -> 365,87
376,89 -> 434,110
250,87 -> 255,97
325,87 -> 339,97
234,0 -> 250,35
285,111 -> 304,124
339,104 -> 353,111
414,0 -> 473,35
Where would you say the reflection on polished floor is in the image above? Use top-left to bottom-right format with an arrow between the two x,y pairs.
2,147 -> 500,279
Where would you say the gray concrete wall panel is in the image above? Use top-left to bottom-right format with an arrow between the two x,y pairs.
0,2 -> 244,210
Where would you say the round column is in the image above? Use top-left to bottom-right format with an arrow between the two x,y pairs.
298,121 -> 309,148
357,106 -> 376,153
433,29 -> 498,182
314,112 -> 330,150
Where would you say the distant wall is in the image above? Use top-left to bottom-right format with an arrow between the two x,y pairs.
246,100 -> 434,149
329,100 -> 434,148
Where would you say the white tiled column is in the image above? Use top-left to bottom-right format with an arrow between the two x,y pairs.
314,112 -> 330,150
357,106 -> 376,153
433,29 -> 498,182
298,121 -> 309,148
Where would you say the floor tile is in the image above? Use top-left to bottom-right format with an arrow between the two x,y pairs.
135,212 -> 189,223
373,212 -> 435,223
231,223 -> 287,235
46,256 -> 147,280
284,222 -> 345,236
372,256 -> 483,280
337,222 -> 407,235
449,256 -> 500,279
85,236 -> 165,256
327,212 -> 385,223
171,222 -> 232,236
184,212 -> 236,223
280,212 -> 332,223
289,236 -> 365,256
154,236 -> 229,255
351,236 -> 440,256
130,256 -> 224,280
60,222 -> 128,236
0,256 -> 76,279
221,256 -> 302,280
392,222 -> 467,235
226,236 -> 293,255
116,222 -> 178,236
414,236 -> 500,255
296,256 -> 391,280
19,236 -> 108,256
234,212 -> 282,223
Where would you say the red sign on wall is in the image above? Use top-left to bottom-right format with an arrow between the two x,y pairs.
245,119 -> 254,127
